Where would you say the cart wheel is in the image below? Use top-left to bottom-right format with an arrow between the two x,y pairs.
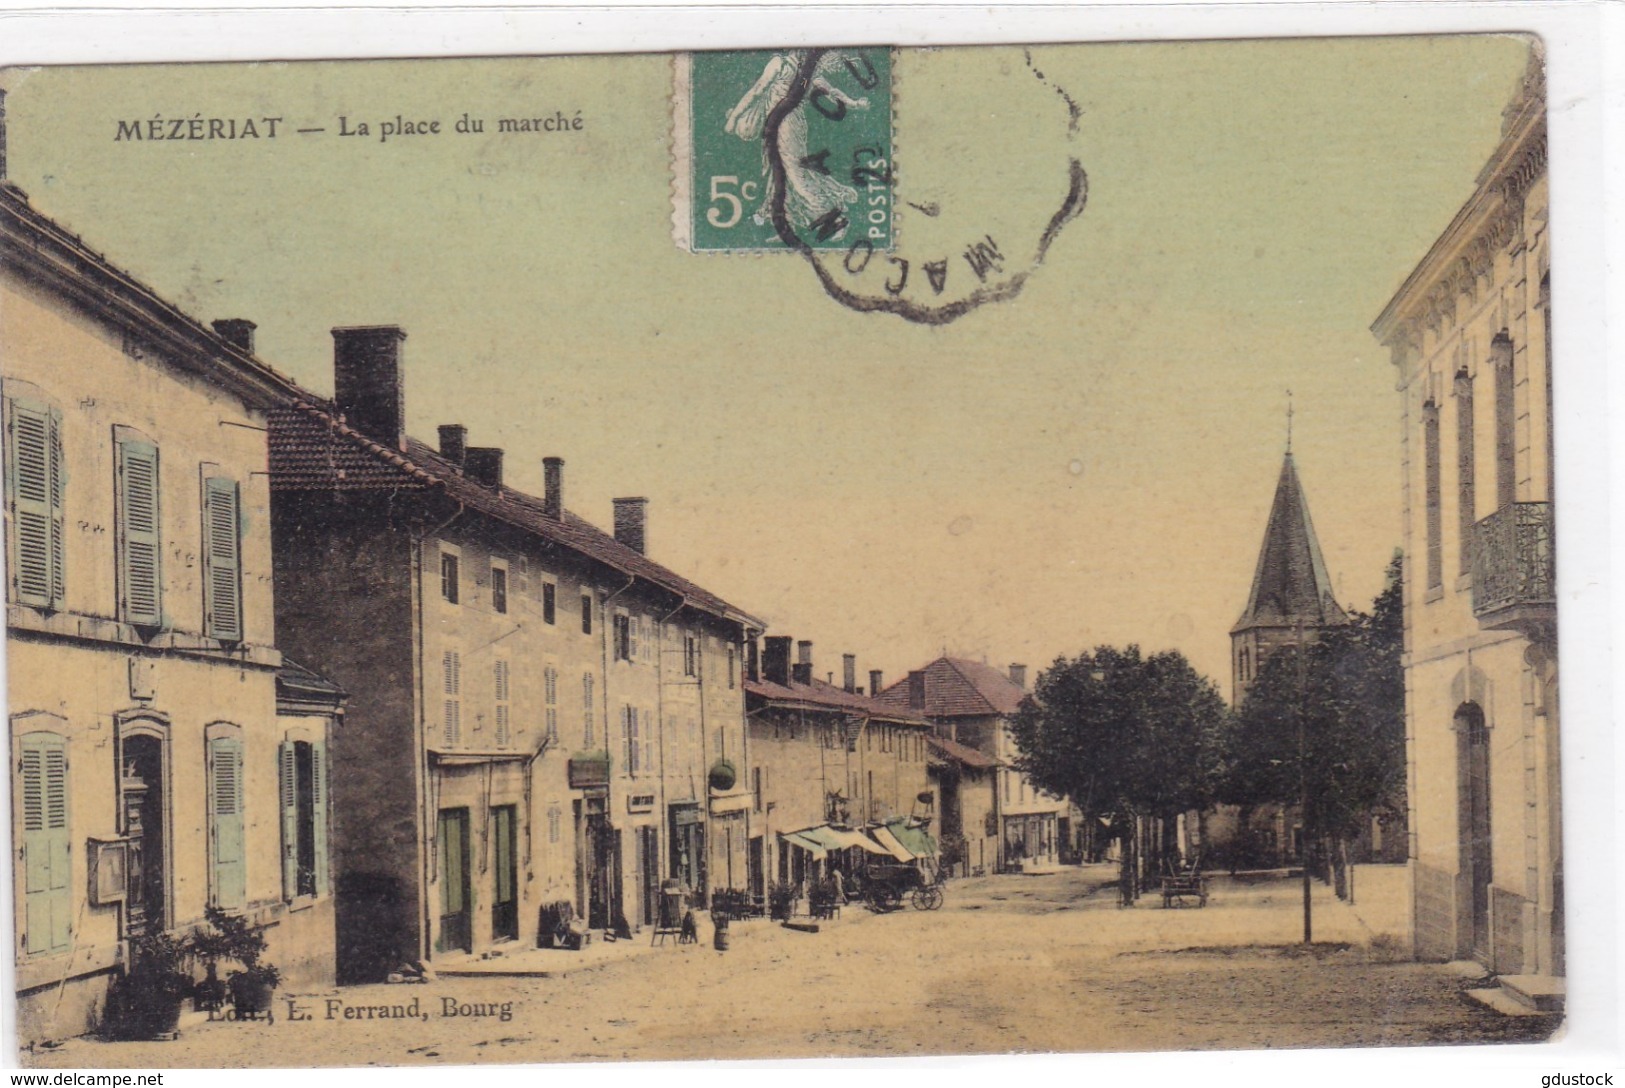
916,885 -> 944,911
911,887 -> 932,911
869,885 -> 899,912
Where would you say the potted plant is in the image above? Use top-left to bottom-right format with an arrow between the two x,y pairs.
198,906 -> 282,1018
103,930 -> 193,1040
767,881 -> 800,922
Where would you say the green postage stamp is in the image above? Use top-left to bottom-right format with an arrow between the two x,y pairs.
674,48 -> 894,253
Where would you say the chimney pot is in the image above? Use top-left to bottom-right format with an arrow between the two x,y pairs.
907,670 -> 926,710
613,497 -> 648,554
212,318 -> 257,354
465,447 -> 504,489
797,640 -> 813,667
437,424 -> 468,466
1009,663 -> 1028,690
543,457 -> 564,519
763,636 -> 792,686
332,325 -> 408,450
869,669 -> 884,697
842,654 -> 857,694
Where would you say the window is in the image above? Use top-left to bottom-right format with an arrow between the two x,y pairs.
621,705 -> 639,774
1492,331 -> 1517,509
18,731 -> 70,955
727,648 -> 736,690
684,635 -> 698,677
116,434 -> 163,626
752,766 -> 764,811
443,650 -> 462,745
581,593 -> 593,635
544,666 -> 559,744
279,738 -> 329,899
491,565 -> 508,614
614,613 -> 632,662
202,476 -> 243,641
542,582 -> 556,625
440,552 -> 460,604
582,673 -> 595,747
547,805 -> 562,845
1455,368 -> 1476,575
208,733 -> 246,909
6,398 -> 65,610
1423,400 -> 1442,591
494,659 -> 511,747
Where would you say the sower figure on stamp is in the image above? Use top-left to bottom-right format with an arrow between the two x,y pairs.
724,51 -> 869,236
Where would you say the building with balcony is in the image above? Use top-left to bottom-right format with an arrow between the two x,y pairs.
1371,46 -> 1559,1011
2,170 -> 339,1044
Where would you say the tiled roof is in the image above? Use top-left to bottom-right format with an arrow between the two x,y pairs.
745,675 -> 930,725
926,736 -> 1002,770
874,656 -> 1028,718
1231,453 -> 1350,634
268,400 -> 762,627
276,658 -> 348,703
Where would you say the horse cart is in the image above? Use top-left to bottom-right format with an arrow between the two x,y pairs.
862,861 -> 944,912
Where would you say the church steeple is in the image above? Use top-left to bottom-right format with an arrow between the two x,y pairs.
1230,451 -> 1348,703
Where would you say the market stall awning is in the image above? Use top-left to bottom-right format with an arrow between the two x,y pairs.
781,829 -> 831,858
885,819 -> 939,859
868,824 -> 916,862
824,826 -> 892,856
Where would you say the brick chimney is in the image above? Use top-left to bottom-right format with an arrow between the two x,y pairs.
212,318 -> 256,354
543,457 -> 564,519
870,669 -> 884,699
763,636 -> 792,686
842,654 -> 857,694
792,641 -> 814,686
613,497 -> 648,554
1009,663 -> 1028,690
437,424 -> 467,467
333,325 -> 407,450
907,670 -> 926,710
465,447 -> 503,489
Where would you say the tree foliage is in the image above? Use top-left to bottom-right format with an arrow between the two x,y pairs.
1222,555 -> 1405,838
1008,645 -> 1229,823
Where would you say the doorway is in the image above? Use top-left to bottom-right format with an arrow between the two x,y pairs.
436,808 -> 472,954
490,805 -> 518,942
121,734 -> 166,937
588,819 -> 620,930
636,826 -> 660,926
1457,704 -> 1493,961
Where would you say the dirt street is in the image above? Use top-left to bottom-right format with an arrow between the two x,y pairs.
22,866 -> 1556,1068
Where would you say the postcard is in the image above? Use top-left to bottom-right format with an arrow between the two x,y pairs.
0,25 -> 1588,1072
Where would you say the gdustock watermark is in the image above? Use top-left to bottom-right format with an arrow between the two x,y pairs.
1540,1076 -> 1614,1087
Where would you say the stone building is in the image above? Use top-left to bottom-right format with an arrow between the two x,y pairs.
744,641 -> 935,894
3,173 -> 339,1043
877,658 -> 1067,871
266,332 -> 759,979
1371,48 -> 1559,1010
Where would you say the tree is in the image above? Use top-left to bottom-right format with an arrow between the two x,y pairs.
1008,645 -> 1229,897
1223,556 -> 1405,864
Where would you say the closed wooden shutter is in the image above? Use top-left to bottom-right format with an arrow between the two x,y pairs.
582,673 -> 595,747
117,438 -> 163,626
8,401 -> 66,609
639,708 -> 653,774
278,741 -> 298,898
493,660 -> 511,747
312,739 -> 330,895
621,705 -> 635,773
20,732 -> 71,954
544,666 -> 558,743
202,477 -> 242,641
443,651 -> 461,746
209,736 -> 246,909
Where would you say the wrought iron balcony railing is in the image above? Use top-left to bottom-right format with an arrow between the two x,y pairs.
1470,502 -> 1555,631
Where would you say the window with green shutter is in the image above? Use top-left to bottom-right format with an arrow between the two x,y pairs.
202,476 -> 242,641
208,735 -> 246,909
6,399 -> 65,610
18,731 -> 71,955
116,437 -> 163,627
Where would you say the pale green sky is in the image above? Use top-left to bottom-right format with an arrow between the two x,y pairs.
0,35 -> 1532,693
